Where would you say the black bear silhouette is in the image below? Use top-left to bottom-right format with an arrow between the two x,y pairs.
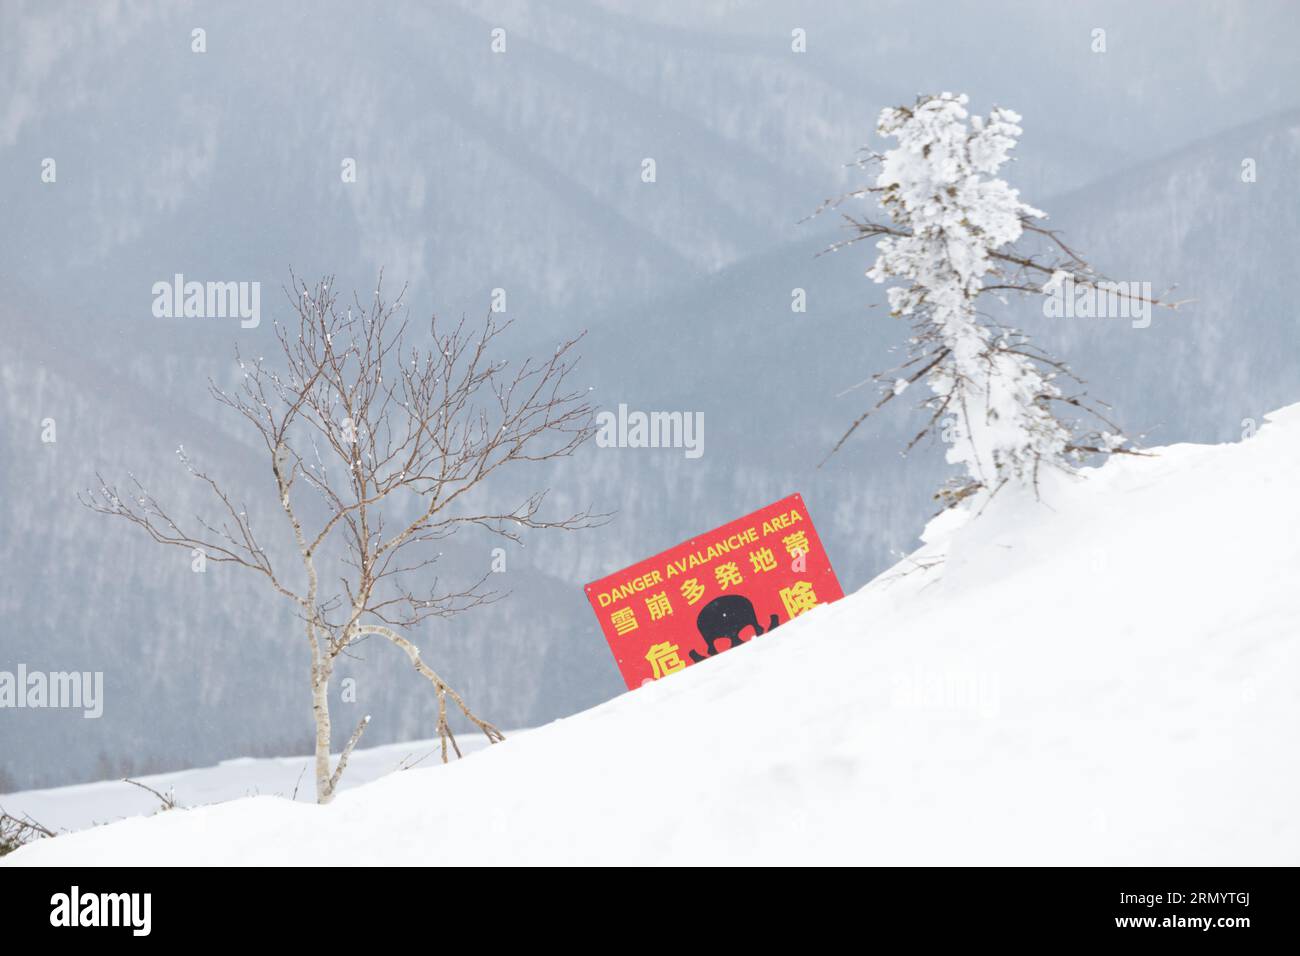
689,594 -> 781,663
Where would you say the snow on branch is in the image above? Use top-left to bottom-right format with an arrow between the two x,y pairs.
813,92 -> 1172,506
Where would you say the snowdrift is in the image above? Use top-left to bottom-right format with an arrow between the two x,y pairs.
8,406 -> 1300,865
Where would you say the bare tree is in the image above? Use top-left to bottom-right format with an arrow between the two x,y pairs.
83,273 -> 601,803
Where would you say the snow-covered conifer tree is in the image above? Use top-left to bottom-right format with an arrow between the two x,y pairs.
822,92 -> 1174,506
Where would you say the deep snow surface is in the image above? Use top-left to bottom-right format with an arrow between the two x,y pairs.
8,406 -> 1299,865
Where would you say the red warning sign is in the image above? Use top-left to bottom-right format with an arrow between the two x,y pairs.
585,493 -> 844,689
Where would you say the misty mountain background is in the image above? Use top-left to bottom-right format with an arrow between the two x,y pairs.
2,0 -> 1297,789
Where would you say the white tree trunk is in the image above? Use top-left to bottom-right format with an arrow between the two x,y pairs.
311,659 -> 333,803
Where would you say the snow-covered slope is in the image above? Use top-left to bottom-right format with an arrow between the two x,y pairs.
0,736 -> 499,835
7,404 -> 1299,866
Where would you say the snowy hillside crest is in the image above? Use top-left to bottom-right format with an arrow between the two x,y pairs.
7,406 -> 1298,865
